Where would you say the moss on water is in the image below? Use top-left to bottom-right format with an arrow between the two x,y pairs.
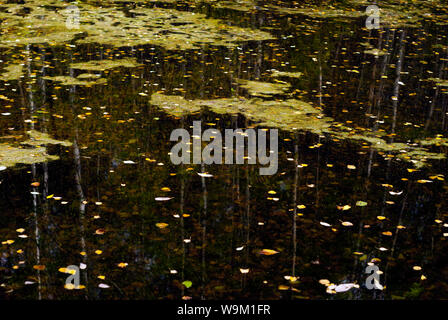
0,63 -> 24,81
236,79 -> 291,97
0,130 -> 72,168
418,136 -> 448,147
263,0 -> 447,28
150,93 -> 203,117
204,0 -> 258,12
0,144 -> 59,168
42,58 -> 139,85
42,75 -> 107,86
271,70 -> 303,79
76,73 -> 102,79
428,78 -> 448,87
150,93 -> 333,133
364,49 -> 389,56
150,91 -> 446,168
0,0 -> 274,50
25,130 -> 73,147
70,58 -> 142,71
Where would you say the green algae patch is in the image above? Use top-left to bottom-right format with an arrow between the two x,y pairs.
0,0 -> 82,47
0,63 -> 24,81
204,0 -> 258,12
327,127 -> 446,168
0,144 -> 59,168
70,58 -> 142,71
418,136 -> 448,147
76,73 -> 102,79
265,1 -> 448,28
401,150 -> 446,169
150,93 -> 203,117
77,5 -> 274,50
150,93 -> 333,134
150,91 -> 446,168
0,0 -> 274,50
269,5 -> 365,19
364,49 -> 389,57
25,130 -> 72,147
0,130 -> 71,168
236,79 -> 291,97
428,78 -> 448,87
271,70 -> 303,79
42,76 -> 107,86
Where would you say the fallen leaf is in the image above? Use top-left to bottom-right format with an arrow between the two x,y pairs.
259,249 -> 279,255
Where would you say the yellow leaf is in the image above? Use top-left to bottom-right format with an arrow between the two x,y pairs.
33,265 -> 46,271
259,249 -> 279,255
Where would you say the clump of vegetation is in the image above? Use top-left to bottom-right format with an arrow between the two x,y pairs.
236,79 -> 291,97
0,63 -> 24,81
0,0 -> 274,50
0,130 -> 72,169
70,58 -> 142,71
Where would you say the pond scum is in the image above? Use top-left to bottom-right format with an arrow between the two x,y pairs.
0,130 -> 71,168
1,0 -> 448,301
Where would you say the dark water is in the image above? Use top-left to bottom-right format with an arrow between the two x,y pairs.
1,3 -> 448,300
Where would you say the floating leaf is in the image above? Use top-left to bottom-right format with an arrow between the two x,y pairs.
197,172 -> 213,178
259,249 -> 279,255
155,197 -> 173,201
335,283 -> 357,293
33,265 -> 46,271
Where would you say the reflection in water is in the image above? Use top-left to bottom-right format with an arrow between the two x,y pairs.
0,1 -> 448,300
